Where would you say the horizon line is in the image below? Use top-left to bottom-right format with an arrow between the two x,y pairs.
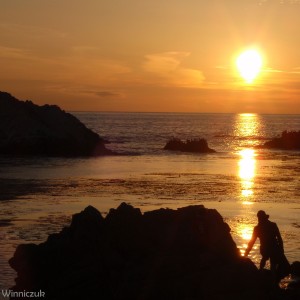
68,110 -> 300,115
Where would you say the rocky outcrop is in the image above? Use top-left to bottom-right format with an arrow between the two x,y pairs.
260,131 -> 300,150
164,138 -> 216,153
9,203 -> 271,300
0,92 -> 112,156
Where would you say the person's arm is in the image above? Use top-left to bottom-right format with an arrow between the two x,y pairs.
244,227 -> 258,257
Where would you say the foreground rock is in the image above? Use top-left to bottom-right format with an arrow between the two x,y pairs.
9,203 -> 275,300
260,131 -> 300,150
0,92 -> 112,156
164,138 -> 216,153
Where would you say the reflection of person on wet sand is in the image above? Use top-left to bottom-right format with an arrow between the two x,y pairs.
287,261 -> 300,296
244,210 -> 289,283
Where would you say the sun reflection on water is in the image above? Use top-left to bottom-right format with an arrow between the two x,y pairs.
234,114 -> 260,260
239,149 -> 256,202
235,113 -> 261,202
239,149 -> 255,180
235,113 -> 261,147
235,222 -> 258,258
240,224 -> 253,241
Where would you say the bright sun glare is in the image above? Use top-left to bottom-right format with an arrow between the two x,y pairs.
236,49 -> 263,84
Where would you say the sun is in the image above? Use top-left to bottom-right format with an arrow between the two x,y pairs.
236,49 -> 263,84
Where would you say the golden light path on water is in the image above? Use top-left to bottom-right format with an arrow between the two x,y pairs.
234,113 -> 260,257
235,113 -> 260,204
239,149 -> 256,203
235,113 -> 260,142
237,148 -> 258,256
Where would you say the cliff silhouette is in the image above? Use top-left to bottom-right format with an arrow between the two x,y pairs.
0,92 -> 112,156
9,203 -> 284,300
260,131 -> 300,150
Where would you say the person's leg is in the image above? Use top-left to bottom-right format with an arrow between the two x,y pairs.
270,255 -> 280,287
260,256 -> 268,270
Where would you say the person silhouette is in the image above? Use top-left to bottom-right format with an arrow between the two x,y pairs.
244,210 -> 285,282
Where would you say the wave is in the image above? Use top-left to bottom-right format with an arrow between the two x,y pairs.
214,134 -> 270,140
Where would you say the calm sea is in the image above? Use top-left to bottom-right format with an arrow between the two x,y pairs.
0,112 -> 300,290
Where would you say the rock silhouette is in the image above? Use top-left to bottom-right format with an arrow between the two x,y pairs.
260,131 -> 300,150
0,92 -> 112,157
9,203 -> 275,300
164,138 -> 216,153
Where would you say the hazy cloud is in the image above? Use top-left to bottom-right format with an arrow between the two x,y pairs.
63,46 -> 132,83
290,67 -> 300,74
0,23 -> 67,39
143,52 -> 205,88
86,91 -> 121,98
41,83 -> 122,98
263,68 -> 284,73
0,46 -> 30,59
143,52 -> 184,73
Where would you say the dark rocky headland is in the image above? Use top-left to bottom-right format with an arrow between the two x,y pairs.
164,138 -> 216,153
9,203 -> 298,300
0,92 -> 112,157
260,131 -> 300,150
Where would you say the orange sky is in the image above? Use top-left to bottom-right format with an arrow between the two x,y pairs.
1,0 -> 300,113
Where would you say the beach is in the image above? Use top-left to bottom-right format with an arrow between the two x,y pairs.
1,112 -> 300,290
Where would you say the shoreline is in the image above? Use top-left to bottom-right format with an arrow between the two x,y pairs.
1,148 -> 300,290
1,196 -> 299,290
7,202 -> 299,299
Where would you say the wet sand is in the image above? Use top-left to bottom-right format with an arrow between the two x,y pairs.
1,152 -> 300,289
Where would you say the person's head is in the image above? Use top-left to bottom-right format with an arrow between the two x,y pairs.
257,210 -> 269,222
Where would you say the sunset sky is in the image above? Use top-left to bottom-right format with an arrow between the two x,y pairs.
1,0 -> 300,113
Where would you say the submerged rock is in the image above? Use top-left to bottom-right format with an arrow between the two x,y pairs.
260,131 -> 300,150
9,203 -> 271,300
0,92 -> 112,157
164,138 -> 216,153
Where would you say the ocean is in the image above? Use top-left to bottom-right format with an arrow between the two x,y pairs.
0,112 -> 300,290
